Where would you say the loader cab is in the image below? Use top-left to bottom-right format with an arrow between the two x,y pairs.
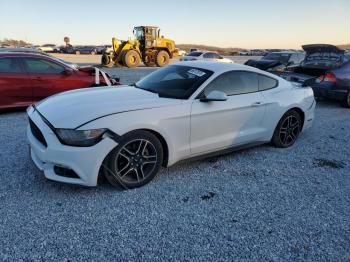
133,26 -> 159,49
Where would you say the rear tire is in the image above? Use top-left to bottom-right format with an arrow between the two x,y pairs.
271,110 -> 302,148
340,91 -> 350,108
104,130 -> 163,189
101,54 -> 114,68
123,50 -> 141,68
156,50 -> 170,67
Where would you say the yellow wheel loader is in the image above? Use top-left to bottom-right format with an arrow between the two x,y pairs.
101,26 -> 178,68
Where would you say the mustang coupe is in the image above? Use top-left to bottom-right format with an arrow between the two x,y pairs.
27,61 -> 315,189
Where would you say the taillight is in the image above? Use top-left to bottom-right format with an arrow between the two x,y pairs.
318,72 -> 336,83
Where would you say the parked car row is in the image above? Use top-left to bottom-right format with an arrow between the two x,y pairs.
245,44 -> 350,108
180,51 -> 234,63
1,43 -> 348,190
9,44 -> 113,55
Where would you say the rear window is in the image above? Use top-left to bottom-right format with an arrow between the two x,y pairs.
263,53 -> 291,64
187,52 -> 203,57
305,52 -> 342,62
259,75 -> 278,91
0,57 -> 22,73
135,65 -> 213,99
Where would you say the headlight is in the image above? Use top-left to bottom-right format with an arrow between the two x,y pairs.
56,128 -> 107,147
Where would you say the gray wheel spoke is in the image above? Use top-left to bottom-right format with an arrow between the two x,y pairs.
119,165 -> 133,178
136,140 -> 147,155
121,147 -> 135,157
143,156 -> 157,165
139,166 -> 145,179
134,168 -> 140,181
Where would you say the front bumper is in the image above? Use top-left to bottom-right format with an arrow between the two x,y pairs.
27,108 -> 117,187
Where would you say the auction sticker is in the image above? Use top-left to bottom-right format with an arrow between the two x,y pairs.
188,69 -> 206,77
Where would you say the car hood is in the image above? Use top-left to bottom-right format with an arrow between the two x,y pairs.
35,85 -> 181,128
302,44 -> 344,54
244,59 -> 281,70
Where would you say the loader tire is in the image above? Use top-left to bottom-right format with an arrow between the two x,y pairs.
101,54 -> 114,68
156,51 -> 170,67
123,50 -> 141,68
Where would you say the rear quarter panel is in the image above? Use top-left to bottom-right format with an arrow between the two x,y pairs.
260,80 -> 314,140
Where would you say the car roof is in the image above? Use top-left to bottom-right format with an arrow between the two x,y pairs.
0,52 -> 49,58
173,61 -> 265,74
268,51 -> 302,54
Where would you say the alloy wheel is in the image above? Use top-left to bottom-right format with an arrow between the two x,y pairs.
279,115 -> 300,147
114,139 -> 157,184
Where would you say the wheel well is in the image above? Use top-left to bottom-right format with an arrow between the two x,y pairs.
139,129 -> 169,167
289,107 -> 305,129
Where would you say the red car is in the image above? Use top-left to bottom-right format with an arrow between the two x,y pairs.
0,52 -> 117,110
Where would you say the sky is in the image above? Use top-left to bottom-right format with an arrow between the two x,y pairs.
0,0 -> 349,49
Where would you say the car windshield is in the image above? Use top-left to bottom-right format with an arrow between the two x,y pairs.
135,65 -> 213,99
187,52 -> 203,57
262,53 -> 291,63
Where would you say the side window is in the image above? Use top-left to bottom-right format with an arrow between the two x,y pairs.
290,54 -> 299,64
204,71 -> 259,96
211,53 -> 221,59
0,57 -> 22,73
259,75 -> 278,91
22,58 -> 65,74
203,53 -> 212,59
298,53 -> 305,63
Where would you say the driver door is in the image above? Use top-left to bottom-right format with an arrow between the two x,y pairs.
190,71 -> 266,155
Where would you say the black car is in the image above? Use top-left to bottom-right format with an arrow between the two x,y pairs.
276,44 -> 350,108
60,44 -> 75,54
245,51 -> 305,71
74,46 -> 97,55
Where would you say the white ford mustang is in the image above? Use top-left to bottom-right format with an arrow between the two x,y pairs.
27,61 -> 315,189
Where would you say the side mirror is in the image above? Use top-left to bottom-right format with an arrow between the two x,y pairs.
200,90 -> 228,102
62,68 -> 73,76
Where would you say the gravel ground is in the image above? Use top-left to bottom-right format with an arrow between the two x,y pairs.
0,68 -> 350,261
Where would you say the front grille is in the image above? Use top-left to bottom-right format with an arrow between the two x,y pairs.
29,118 -> 47,147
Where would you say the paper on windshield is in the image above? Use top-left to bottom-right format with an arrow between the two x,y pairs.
188,69 -> 206,77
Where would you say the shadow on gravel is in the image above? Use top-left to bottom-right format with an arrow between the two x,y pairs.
313,158 -> 346,169
200,191 -> 216,201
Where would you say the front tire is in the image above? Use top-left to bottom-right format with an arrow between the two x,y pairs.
101,54 -> 114,67
271,110 -> 302,148
156,50 -> 170,67
104,130 -> 163,189
340,91 -> 350,108
122,50 -> 141,68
